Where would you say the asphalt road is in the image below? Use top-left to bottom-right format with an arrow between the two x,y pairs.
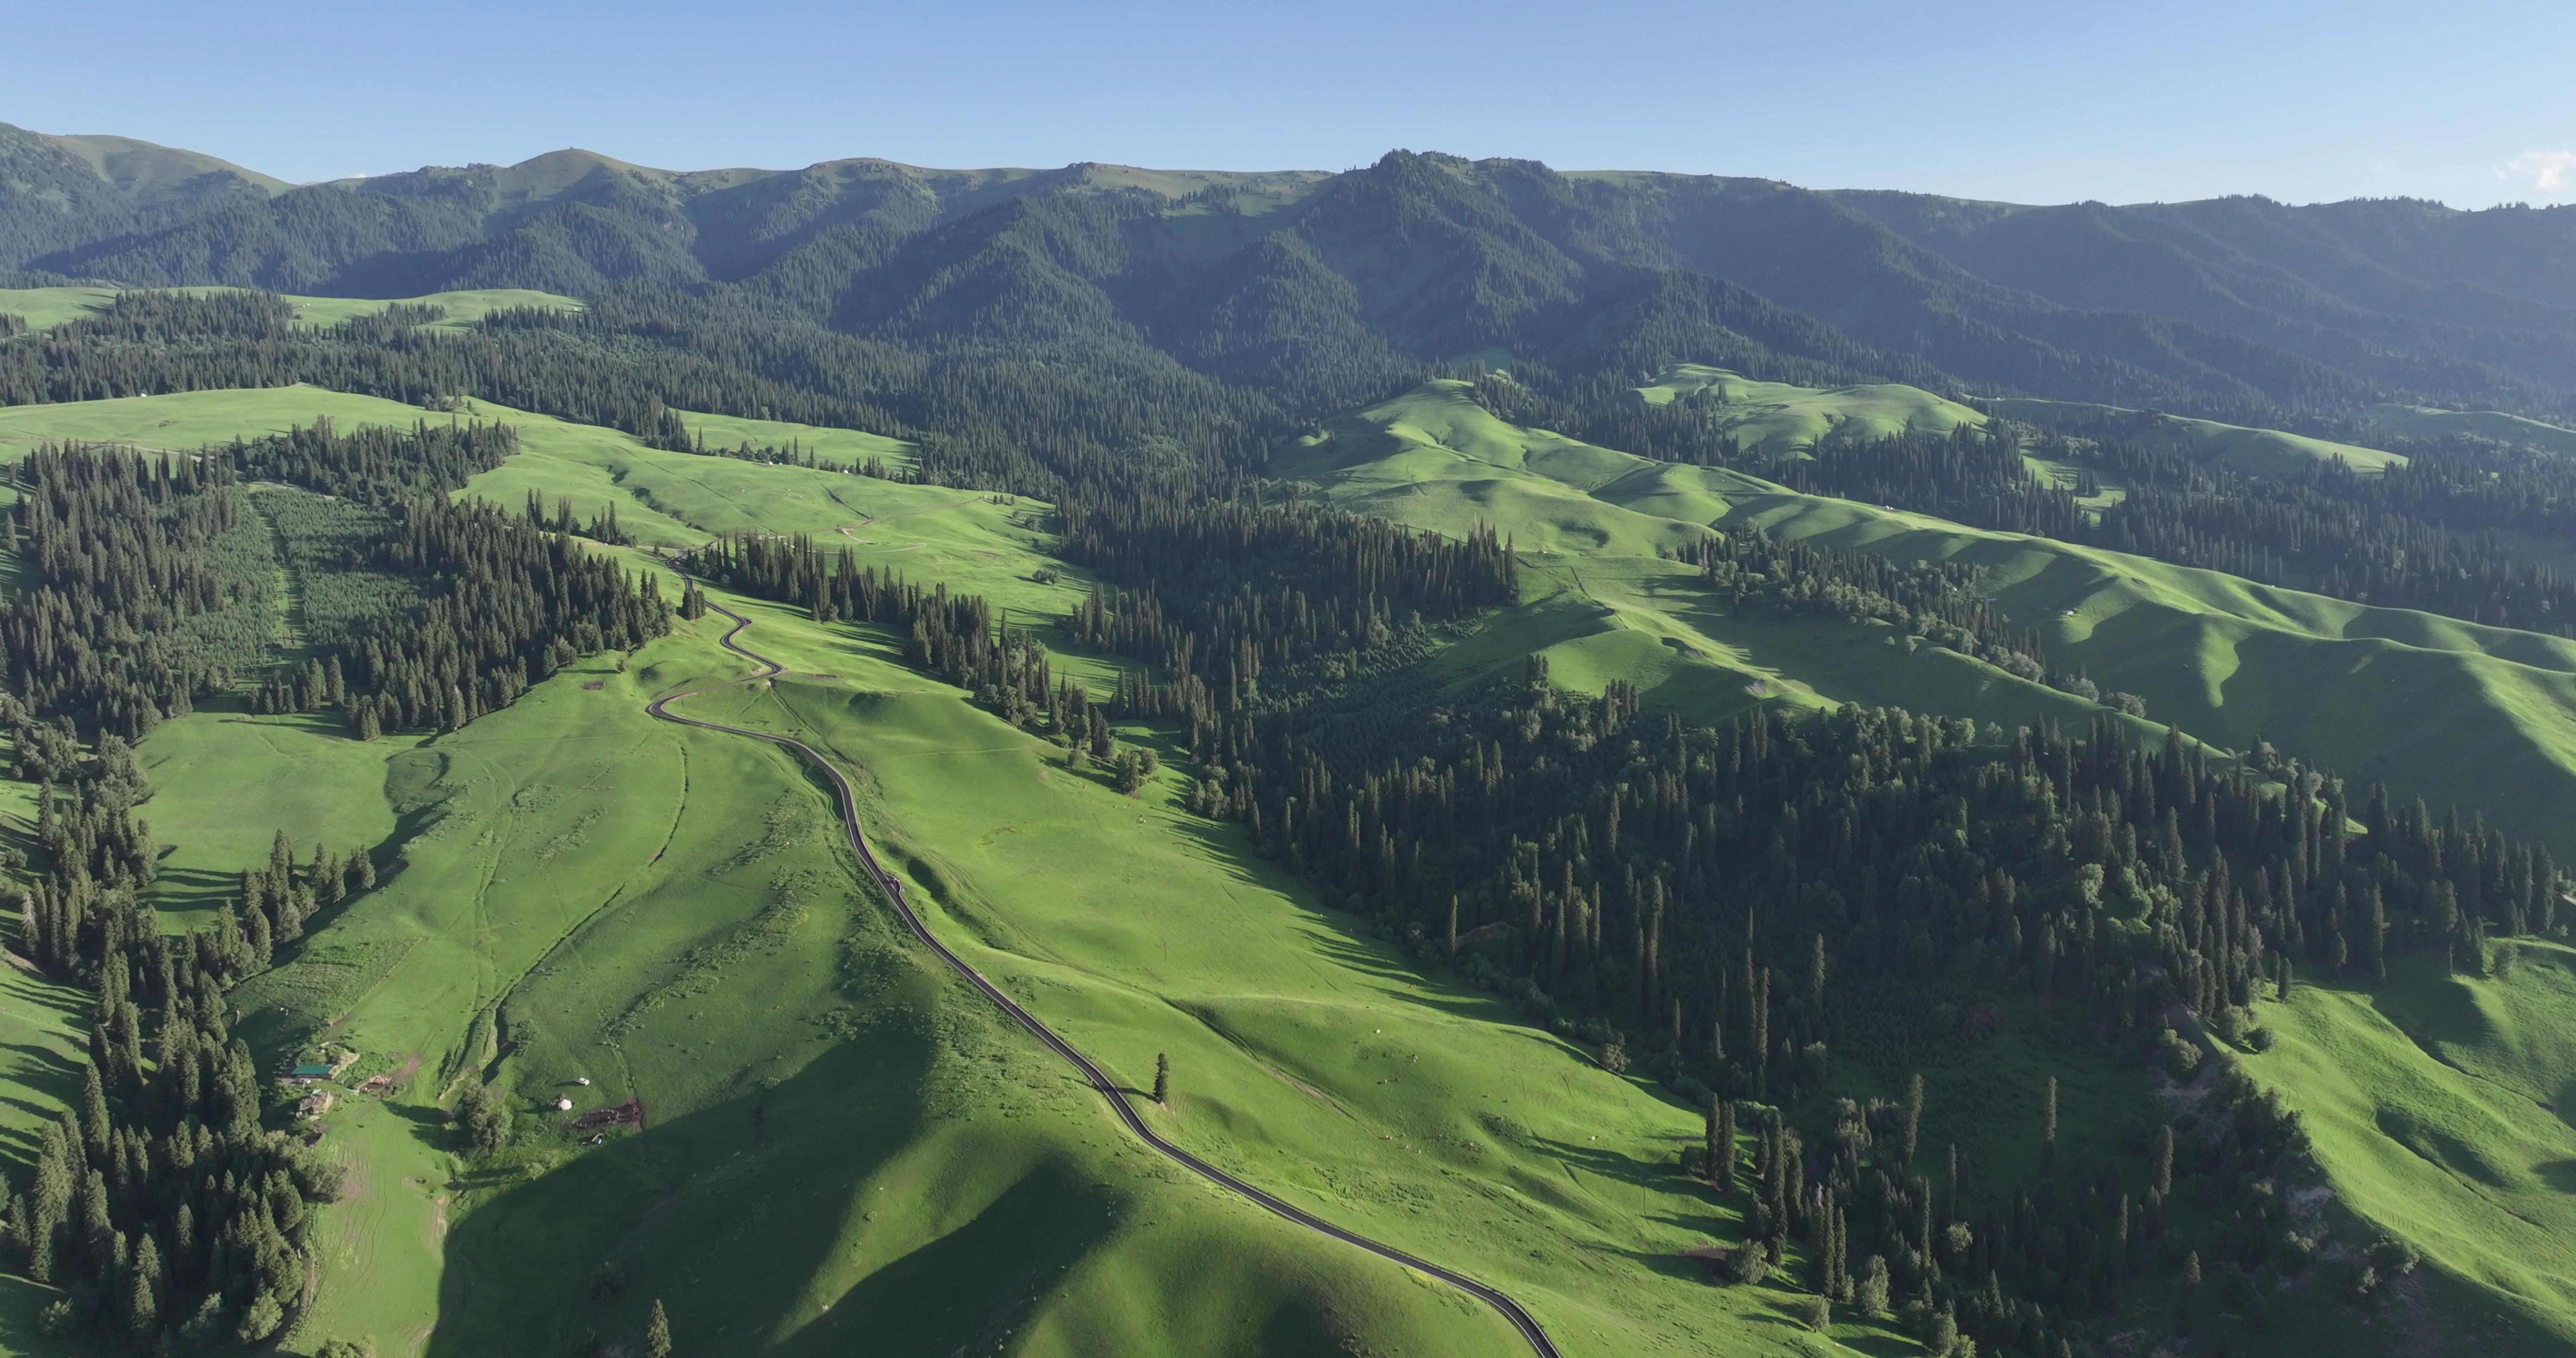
644,579 -> 1564,1358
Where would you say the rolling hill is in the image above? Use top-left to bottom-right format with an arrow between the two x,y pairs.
1280,379 -> 2576,866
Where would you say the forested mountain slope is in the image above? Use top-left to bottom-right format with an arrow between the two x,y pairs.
9,130 -> 2576,426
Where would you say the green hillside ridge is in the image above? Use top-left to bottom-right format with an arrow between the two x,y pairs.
1282,376 -> 2576,1349
2361,402 -> 2576,457
1282,381 -> 2576,864
190,632 -> 1515,1358
1986,396 -> 2406,475
2246,945 -> 2576,1353
0,285 -> 579,332
0,384 -> 934,563
0,388 -> 1801,1355
0,398 -> 1534,1354
1629,363 -> 1989,456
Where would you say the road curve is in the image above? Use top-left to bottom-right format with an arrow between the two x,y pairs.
644,580 -> 1564,1358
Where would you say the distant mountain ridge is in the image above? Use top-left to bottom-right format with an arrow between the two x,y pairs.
7,124 -> 2576,425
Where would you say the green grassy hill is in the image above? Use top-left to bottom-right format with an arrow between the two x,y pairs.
1629,363 -> 1988,456
1283,376 -> 2576,1352
0,285 -> 579,332
2247,945 -> 2576,1352
2361,403 -> 2576,457
8,381 -> 2576,1355
1283,381 -> 2576,864
0,387 -> 1810,1356
1987,396 -> 2406,474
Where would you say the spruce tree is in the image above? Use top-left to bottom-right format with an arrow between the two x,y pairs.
1703,1095 -> 1720,1182
2040,1076 -> 2059,1178
646,1299 -> 673,1358
1900,1072 -> 1924,1169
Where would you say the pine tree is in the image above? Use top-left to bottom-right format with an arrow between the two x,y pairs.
1715,1100 -> 1738,1194
126,1232 -> 162,1338
646,1299 -> 674,1358
2040,1075 -> 2059,1177
1703,1095 -> 1721,1182
1153,1053 -> 1169,1105
1901,1072 -> 1924,1169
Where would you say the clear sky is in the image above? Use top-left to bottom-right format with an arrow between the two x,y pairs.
11,0 -> 2573,208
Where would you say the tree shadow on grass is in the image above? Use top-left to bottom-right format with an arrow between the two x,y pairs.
765,1162 -> 1122,1358
148,863 -> 250,913
425,1021 -> 942,1357
0,1272 -> 74,1358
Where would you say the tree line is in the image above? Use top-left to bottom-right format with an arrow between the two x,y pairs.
1781,418 -> 2576,640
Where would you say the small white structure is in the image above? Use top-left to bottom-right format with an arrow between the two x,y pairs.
555,1097 -> 575,1112
576,1076 -> 592,1086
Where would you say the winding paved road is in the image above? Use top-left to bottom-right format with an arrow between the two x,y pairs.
644,579 -> 1564,1358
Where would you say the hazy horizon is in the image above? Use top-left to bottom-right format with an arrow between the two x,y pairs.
13,0 -> 2572,210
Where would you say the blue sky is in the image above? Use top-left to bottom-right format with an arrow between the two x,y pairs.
12,0 -> 2573,207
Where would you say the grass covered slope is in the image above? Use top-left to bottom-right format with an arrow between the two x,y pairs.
655,583 -> 2069,1358
0,389 -> 1543,1355
14,379 -> 2574,1354
1986,396 -> 2406,474
0,285 -> 578,332
2247,946 -> 2576,1353
194,627 -> 1511,1358
1284,380 -> 2576,861
1629,363 -> 1988,456
2361,403 -> 2576,457
0,386 -> 983,596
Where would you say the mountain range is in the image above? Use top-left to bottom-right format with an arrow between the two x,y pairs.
8,120 -> 2576,429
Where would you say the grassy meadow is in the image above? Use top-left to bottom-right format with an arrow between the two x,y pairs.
1985,396 -> 2406,475
5,376 -> 2576,1353
2361,403 -> 2576,457
2245,944 -> 2576,1352
1629,364 -> 1987,457
0,286 -> 578,332
1281,379 -> 2576,862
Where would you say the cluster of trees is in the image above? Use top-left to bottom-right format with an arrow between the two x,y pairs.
655,426 -> 920,484
0,445 -> 263,739
520,490 -> 632,546
1777,425 -> 2086,543
3,427 -> 672,745
1210,663 -> 2536,1346
11,698 -> 159,986
1056,494 -> 1516,743
1457,370 -> 1748,468
2,944 -> 344,1348
329,498 -> 669,735
683,535 -> 1060,728
2088,463 -> 2576,636
224,832 -> 377,974
220,413 -> 518,503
